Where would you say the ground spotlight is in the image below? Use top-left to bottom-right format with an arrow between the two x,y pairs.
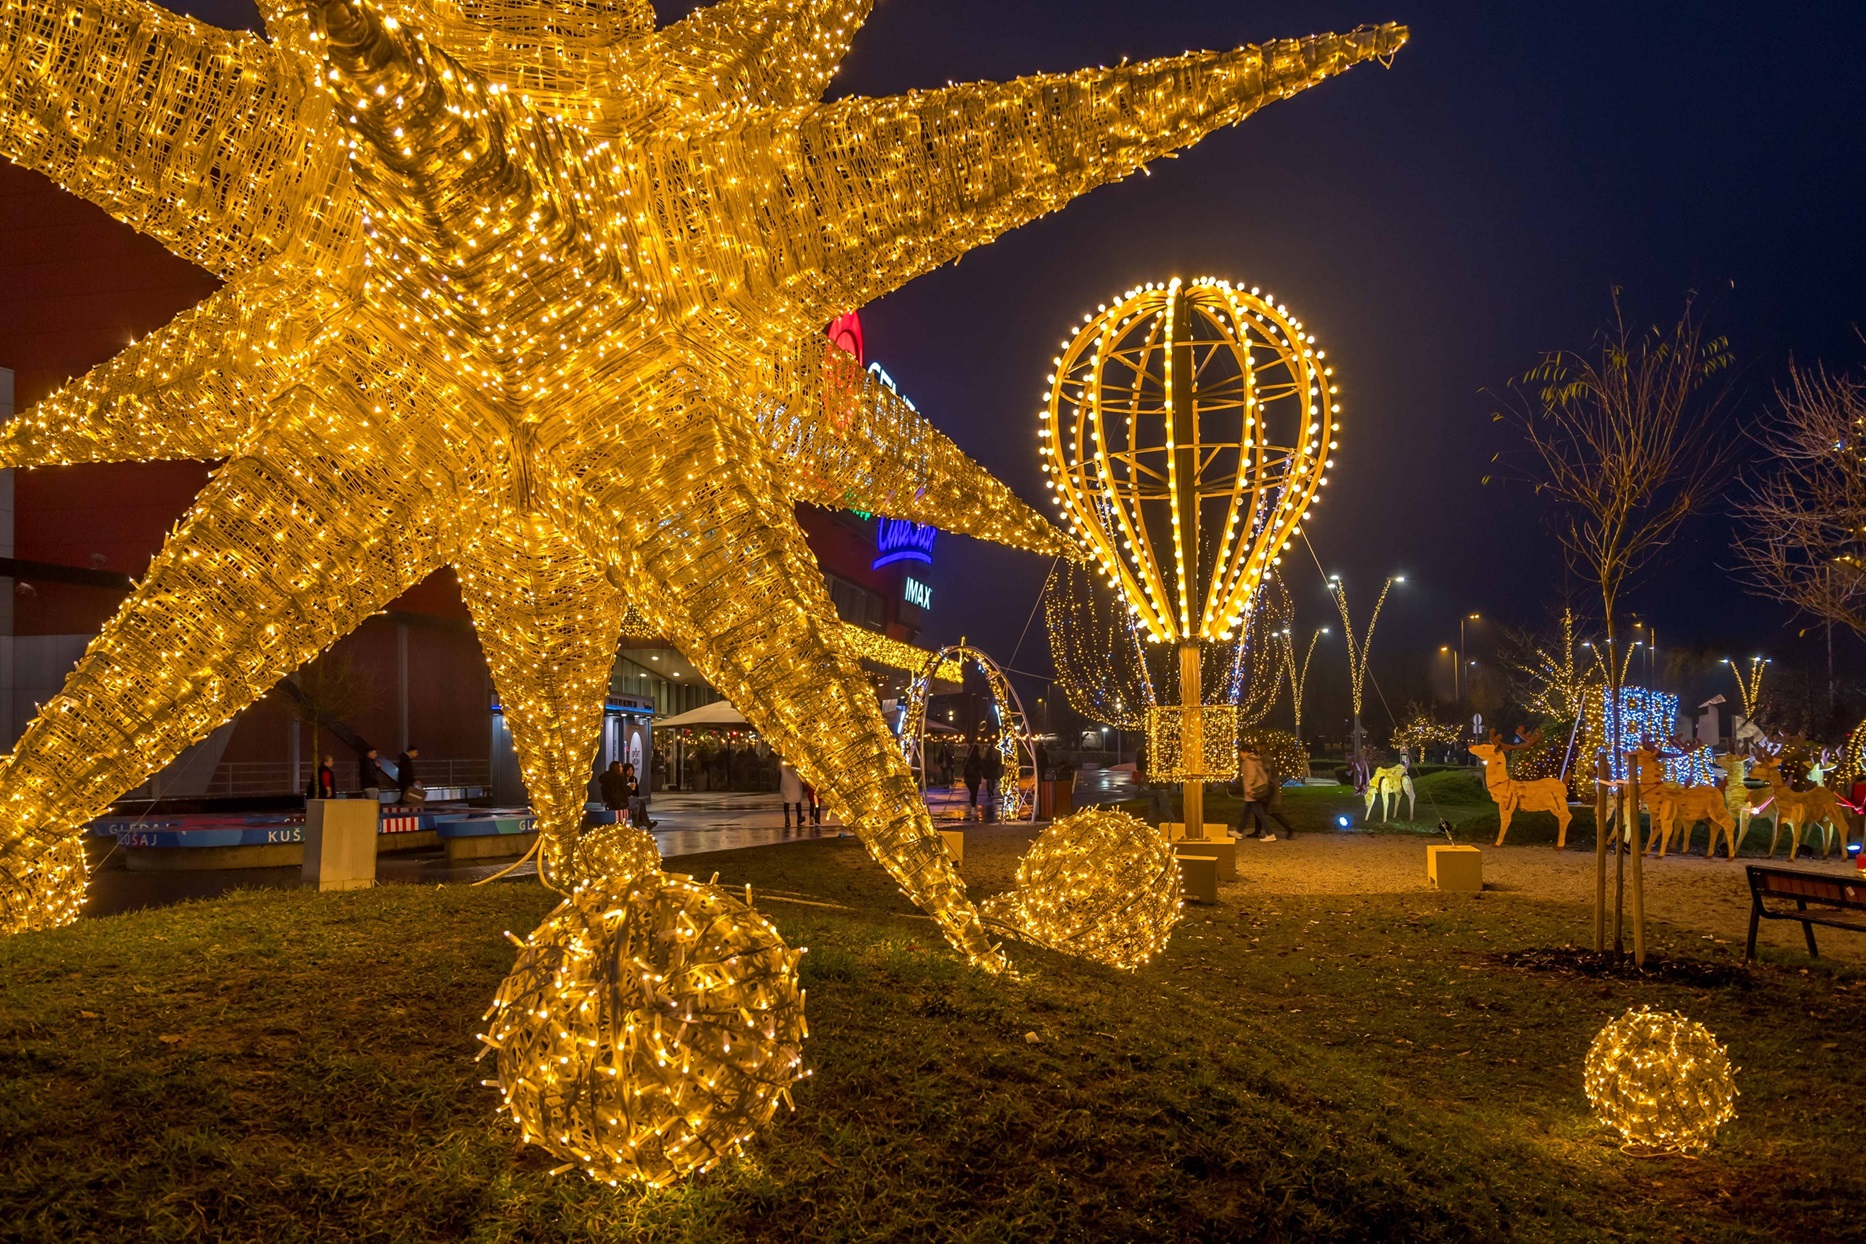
1336,815 -> 1351,828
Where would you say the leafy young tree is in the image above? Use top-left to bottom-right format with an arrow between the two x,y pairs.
1494,292 -> 1734,962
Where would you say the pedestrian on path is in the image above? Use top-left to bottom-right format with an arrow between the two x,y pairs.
780,762 -> 805,829
982,743 -> 1003,823
1238,745 -> 1275,841
963,743 -> 985,821
357,747 -> 383,804
313,756 -> 336,801
396,746 -> 423,808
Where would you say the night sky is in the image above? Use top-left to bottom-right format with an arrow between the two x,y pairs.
163,0 -> 1866,732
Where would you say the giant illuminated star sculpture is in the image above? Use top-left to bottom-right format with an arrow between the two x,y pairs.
0,0 -> 1406,960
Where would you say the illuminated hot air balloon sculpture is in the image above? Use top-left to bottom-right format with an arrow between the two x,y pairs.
1040,278 -> 1339,839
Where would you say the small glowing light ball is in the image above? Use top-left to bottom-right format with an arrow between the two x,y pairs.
981,808 -> 1181,969
573,821 -> 662,889
0,835 -> 88,934
481,871 -> 809,1185
1584,1006 -> 1738,1153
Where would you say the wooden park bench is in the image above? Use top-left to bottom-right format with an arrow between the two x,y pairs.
1745,865 -> 1866,962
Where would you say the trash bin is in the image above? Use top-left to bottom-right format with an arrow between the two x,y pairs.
1037,777 -> 1075,820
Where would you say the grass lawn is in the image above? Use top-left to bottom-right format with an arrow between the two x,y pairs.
2,792 -> 1861,1242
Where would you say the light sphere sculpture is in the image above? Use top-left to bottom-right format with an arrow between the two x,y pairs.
480,871 -> 810,1186
980,808 -> 1182,969
1584,1006 -> 1738,1154
0,0 -> 1407,951
1039,277 -> 1339,833
573,821 -> 663,889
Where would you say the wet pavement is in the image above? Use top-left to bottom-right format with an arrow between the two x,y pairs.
79,776 -> 1135,919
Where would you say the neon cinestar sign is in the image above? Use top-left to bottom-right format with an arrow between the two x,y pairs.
875,518 -> 938,568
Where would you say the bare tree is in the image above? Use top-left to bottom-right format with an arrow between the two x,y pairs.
1734,363 -> 1866,637
281,651 -> 379,783
1494,291 -> 1734,963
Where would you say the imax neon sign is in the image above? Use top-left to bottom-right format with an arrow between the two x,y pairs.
875,517 -> 938,568
904,577 -> 933,609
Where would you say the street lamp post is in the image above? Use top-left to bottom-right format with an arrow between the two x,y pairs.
1328,572 -> 1404,792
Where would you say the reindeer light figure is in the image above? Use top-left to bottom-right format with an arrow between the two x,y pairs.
1711,752 -> 1757,859
1634,744 -> 1735,859
1363,762 -> 1416,824
1470,734 -> 1573,846
1751,753 -> 1849,860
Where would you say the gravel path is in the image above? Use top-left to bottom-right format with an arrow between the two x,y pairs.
1229,832 -> 1866,964
949,821 -> 1866,966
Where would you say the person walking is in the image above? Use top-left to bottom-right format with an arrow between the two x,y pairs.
357,746 -> 383,804
938,741 -> 955,788
314,755 -> 336,800
396,746 -> 423,808
1263,748 -> 1297,837
1238,745 -> 1275,841
982,742 -> 1004,823
779,761 -> 805,829
962,743 -> 985,821
804,781 -> 822,826
599,761 -> 629,819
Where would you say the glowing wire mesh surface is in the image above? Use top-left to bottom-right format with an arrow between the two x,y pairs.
0,0 -> 1406,953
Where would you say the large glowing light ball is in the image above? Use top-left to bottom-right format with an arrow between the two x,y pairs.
573,821 -> 663,890
982,808 -> 1182,970
1584,1007 -> 1738,1153
481,872 -> 809,1186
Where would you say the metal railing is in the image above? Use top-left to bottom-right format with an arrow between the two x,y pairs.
137,758 -> 494,799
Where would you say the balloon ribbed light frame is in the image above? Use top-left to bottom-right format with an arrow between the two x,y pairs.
0,0 -> 1405,963
1039,277 -> 1340,829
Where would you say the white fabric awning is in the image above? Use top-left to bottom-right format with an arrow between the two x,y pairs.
659,700 -> 749,727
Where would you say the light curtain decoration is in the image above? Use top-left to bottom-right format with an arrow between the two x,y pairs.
0,0 -> 1407,954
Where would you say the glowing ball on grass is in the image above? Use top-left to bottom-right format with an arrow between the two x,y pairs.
480,872 -> 809,1186
573,822 -> 662,889
981,809 -> 1182,970
1584,1007 -> 1737,1153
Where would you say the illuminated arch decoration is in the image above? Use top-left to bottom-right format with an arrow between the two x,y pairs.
901,644 -> 1037,823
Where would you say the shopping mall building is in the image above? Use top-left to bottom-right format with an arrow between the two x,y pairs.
0,163 -> 948,804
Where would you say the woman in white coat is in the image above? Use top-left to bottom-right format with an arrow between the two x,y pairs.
780,762 -> 806,829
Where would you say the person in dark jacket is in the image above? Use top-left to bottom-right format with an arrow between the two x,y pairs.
396,746 -> 423,807
622,762 -> 655,827
314,755 -> 336,800
598,761 -> 628,815
357,747 -> 383,803
962,744 -> 985,820
981,743 -> 1004,823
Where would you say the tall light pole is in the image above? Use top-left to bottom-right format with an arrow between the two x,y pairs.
1722,656 -> 1769,723
1283,625 -> 1328,739
1328,572 -> 1403,791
